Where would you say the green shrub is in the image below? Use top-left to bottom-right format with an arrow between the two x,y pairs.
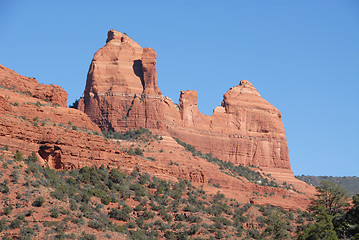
101,196 -> 111,205
50,208 -> 60,218
0,218 -> 8,232
103,127 -> 157,143
2,205 -> 13,215
25,209 -> 33,217
88,219 -> 104,230
32,196 -> 45,207
14,150 -> 23,161
50,189 -> 67,201
0,181 -> 9,194
69,199 -> 77,211
108,206 -> 132,221
9,218 -> 22,229
79,231 -> 97,240
127,147 -> 144,156
175,214 -> 186,221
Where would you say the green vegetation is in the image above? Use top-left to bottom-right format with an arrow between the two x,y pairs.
125,147 -> 144,156
0,149 -> 314,239
296,175 -> 359,196
298,180 -> 359,239
103,127 -> 162,142
69,98 -> 81,109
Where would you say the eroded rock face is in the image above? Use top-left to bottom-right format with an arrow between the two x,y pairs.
0,64 -> 68,107
79,30 -> 290,169
0,68 -> 128,170
169,80 -> 290,169
142,48 -> 161,95
78,30 -> 165,131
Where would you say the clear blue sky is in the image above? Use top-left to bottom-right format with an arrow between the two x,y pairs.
1,0 -> 358,177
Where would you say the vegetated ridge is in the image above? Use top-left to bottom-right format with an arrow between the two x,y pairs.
0,150 -> 316,239
296,175 -> 359,196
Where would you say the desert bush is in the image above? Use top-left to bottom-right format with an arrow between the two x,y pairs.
101,195 -> 111,205
127,147 -> 144,156
103,127 -> 158,143
32,196 -> 45,207
108,205 -> 132,221
9,218 -> 22,229
50,208 -> 60,218
3,205 -> 13,216
14,150 -> 23,161
0,218 -> 8,232
175,214 -> 186,221
0,181 -> 9,194
78,231 -> 97,240
19,226 -> 34,239
88,219 -> 104,230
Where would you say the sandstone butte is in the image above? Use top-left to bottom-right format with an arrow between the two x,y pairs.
0,30 -> 315,210
78,30 -> 297,180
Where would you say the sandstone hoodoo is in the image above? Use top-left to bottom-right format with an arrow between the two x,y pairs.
78,30 -> 165,131
79,30 -> 290,170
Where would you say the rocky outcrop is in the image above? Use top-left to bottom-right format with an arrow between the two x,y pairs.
78,30 -> 165,131
168,80 -> 290,169
78,30 -> 290,170
0,64 -> 68,107
142,48 -> 161,95
0,68 -> 128,169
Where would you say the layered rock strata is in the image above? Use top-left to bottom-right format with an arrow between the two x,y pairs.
78,30 -> 164,131
0,65 -> 126,169
79,30 -> 290,169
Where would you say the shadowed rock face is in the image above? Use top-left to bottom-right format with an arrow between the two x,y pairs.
79,29 -> 290,170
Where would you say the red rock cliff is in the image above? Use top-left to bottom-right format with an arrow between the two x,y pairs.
78,30 -> 165,131
79,30 -> 290,170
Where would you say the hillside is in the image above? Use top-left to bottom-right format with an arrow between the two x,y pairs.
0,148 -> 316,239
295,175 -> 359,196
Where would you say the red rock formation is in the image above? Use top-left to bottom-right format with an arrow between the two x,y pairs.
79,30 -> 290,170
168,80 -> 290,169
78,30 -> 165,131
0,64 -> 68,107
0,64 -> 315,210
0,68 -> 126,169
142,48 -> 161,95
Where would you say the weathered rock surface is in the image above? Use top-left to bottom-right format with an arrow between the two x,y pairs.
0,64 -> 68,107
169,80 -> 290,169
78,30 -> 165,131
0,69 -> 126,169
79,30 -> 290,170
